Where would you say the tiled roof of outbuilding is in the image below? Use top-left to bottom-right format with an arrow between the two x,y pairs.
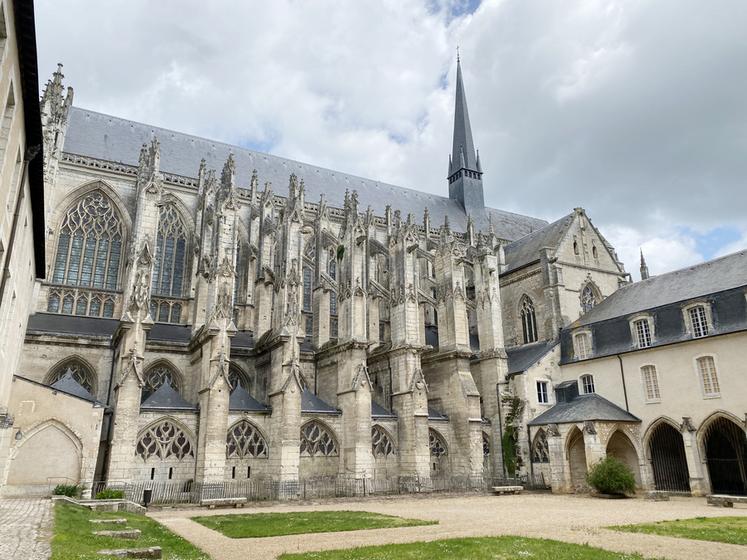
50,373 -> 96,402
140,383 -> 195,410
63,107 -> 547,239
506,340 -> 557,375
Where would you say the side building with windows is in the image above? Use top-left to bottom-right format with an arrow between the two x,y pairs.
526,251 -> 747,495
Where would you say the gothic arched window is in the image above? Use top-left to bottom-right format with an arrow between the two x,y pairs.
51,190 -> 124,290
152,204 -> 188,297
580,283 -> 597,314
531,429 -> 550,463
135,420 -> 194,461
45,358 -> 97,395
228,364 -> 252,392
520,296 -> 538,344
371,425 -> 396,458
300,421 -> 338,457
143,363 -> 180,400
226,420 -> 268,459
328,249 -> 337,280
483,432 -> 491,457
429,428 -> 447,457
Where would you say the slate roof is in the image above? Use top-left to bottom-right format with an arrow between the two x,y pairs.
371,401 -> 397,419
528,392 -> 640,426
502,213 -> 574,274
27,312 -> 118,338
140,383 -> 195,410
450,58 -> 478,175
149,323 -> 191,344
428,406 -> 449,421
575,250 -> 747,326
229,385 -> 271,412
506,340 -> 557,375
63,107 -> 546,238
50,372 -> 96,402
301,388 -> 340,415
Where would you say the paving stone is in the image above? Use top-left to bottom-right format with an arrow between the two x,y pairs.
93,529 -> 141,539
0,498 -> 52,560
96,546 -> 162,558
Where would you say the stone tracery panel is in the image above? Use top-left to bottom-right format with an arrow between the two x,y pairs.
226,420 -> 268,459
428,428 -> 447,457
371,425 -> 395,457
300,421 -> 338,457
135,420 -> 194,461
45,358 -> 97,394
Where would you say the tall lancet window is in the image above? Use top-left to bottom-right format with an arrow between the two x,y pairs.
151,204 -> 188,297
520,295 -> 538,344
51,191 -> 124,291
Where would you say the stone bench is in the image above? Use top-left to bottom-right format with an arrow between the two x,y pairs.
200,497 -> 247,509
492,486 -> 523,495
707,494 -> 747,508
97,546 -> 161,559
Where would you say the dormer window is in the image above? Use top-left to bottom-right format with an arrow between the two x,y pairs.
573,331 -> 592,360
687,305 -> 709,338
632,317 -> 653,349
580,374 -> 595,394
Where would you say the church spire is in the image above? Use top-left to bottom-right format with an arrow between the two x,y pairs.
640,249 -> 650,280
449,55 -> 478,177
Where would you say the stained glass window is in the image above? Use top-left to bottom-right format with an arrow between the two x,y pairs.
520,296 -> 538,344
51,191 -> 123,290
152,204 -> 188,297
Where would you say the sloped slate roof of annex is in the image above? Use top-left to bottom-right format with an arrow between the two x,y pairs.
63,107 -> 547,239
502,213 -> 574,274
574,249 -> 747,326
506,340 -> 557,375
527,393 -> 640,426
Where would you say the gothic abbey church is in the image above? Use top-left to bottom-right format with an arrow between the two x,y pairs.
2,57 -> 746,499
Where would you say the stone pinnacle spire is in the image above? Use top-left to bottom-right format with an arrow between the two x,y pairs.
449,55 -> 478,177
640,249 -> 650,280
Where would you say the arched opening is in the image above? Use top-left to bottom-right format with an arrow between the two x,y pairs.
45,357 -> 97,396
429,428 -> 449,477
606,430 -> 641,486
520,295 -> 538,344
7,422 -> 82,491
702,416 -> 747,495
567,427 -> 587,491
142,362 -> 181,401
647,421 -> 690,492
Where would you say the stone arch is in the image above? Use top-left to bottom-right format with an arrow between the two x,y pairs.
371,424 -> 396,458
159,193 -> 195,237
44,355 -> 98,396
300,419 -> 339,457
566,426 -> 587,491
226,419 -> 269,459
606,430 -> 641,486
698,411 -> 747,495
50,180 -> 133,240
142,359 -> 184,400
228,362 -> 254,393
428,427 -> 449,476
135,417 -> 196,462
644,417 -> 690,493
7,419 -> 83,488
531,428 -> 550,463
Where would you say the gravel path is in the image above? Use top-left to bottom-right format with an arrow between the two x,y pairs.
150,493 -> 747,560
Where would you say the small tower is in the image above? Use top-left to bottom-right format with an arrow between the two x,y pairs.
640,249 -> 650,280
40,63 -> 74,190
447,54 -> 485,216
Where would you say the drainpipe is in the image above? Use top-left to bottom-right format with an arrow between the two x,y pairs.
616,354 -> 630,411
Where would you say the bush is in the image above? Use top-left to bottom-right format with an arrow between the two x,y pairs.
53,484 -> 80,497
95,488 -> 124,500
587,456 -> 636,496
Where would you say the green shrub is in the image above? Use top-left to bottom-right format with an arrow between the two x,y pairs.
53,484 -> 80,497
95,488 -> 124,500
587,456 -> 636,496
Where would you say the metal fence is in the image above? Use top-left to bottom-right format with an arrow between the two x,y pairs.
91,472 -> 550,506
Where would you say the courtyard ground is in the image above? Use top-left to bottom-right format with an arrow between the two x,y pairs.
149,493 -> 747,560
0,497 -> 52,560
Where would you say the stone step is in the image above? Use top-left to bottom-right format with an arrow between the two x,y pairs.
90,518 -> 128,525
97,546 -> 161,559
93,529 -> 141,539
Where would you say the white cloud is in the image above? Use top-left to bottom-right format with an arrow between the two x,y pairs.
34,0 -> 747,275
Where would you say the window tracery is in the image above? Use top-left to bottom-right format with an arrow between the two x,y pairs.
482,432 -> 490,457
50,191 -> 124,310
371,425 -> 395,457
46,359 -> 96,394
300,421 -> 338,457
531,429 -> 550,463
151,204 -> 188,297
143,364 -> 179,399
135,420 -> 194,461
580,284 -> 597,314
520,296 -> 538,344
429,428 -> 447,457
228,365 -> 251,392
226,420 -> 268,459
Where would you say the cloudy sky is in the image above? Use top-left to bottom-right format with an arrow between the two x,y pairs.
35,0 -> 747,279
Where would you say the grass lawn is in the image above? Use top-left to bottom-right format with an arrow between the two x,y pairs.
51,501 -> 209,560
612,516 -> 747,546
192,510 -> 436,538
278,536 -> 653,559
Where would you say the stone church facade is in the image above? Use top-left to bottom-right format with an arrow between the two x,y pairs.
2,54 -> 745,499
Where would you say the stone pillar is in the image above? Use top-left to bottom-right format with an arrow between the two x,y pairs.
582,421 -> 605,470
253,183 -> 276,338
680,419 -> 707,496
546,425 -> 566,493
313,287 -> 331,347
267,341 -> 302,483
367,295 -> 380,349
337,352 -> 373,478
